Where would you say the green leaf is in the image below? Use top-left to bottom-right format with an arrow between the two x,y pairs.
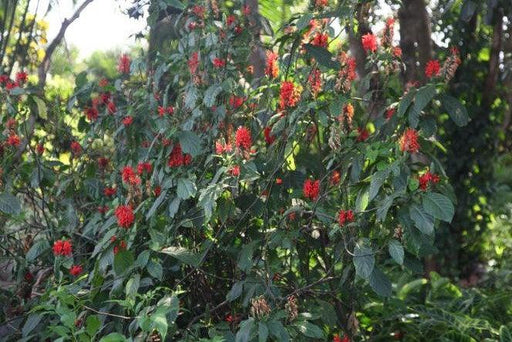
268,320 -> 290,342
164,0 -> 185,10
355,188 -> 369,213
99,333 -> 127,342
226,281 -> 244,302
353,245 -> 375,279
113,250 -> 134,275
500,325 -> 512,342
0,193 -> 21,215
125,274 -> 140,298
369,169 -> 389,201
296,14 -> 313,30
33,96 -> 48,120
441,95 -> 469,127
203,84 -> 222,108
258,322 -> 269,342
177,131 -> 202,157
409,85 -> 436,128
409,204 -> 435,235
236,318 -> 255,342
303,44 -> 340,70
22,313 -> 42,337
376,195 -> 396,222
146,189 -> 168,220
160,246 -> 200,267
295,321 -> 324,339
388,239 -> 404,265
177,178 -> 197,199
238,241 -> 259,272
422,192 -> 454,223
147,259 -> 163,280
26,240 -> 50,262
398,89 -> 416,117
369,267 -> 392,297
86,315 -> 101,337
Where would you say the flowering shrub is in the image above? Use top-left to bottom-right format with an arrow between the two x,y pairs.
0,1 -> 470,341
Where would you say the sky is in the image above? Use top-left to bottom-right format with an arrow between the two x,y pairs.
32,0 -> 147,59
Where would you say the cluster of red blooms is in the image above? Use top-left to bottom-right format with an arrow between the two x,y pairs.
311,32 -> 329,48
361,33 -> 378,53
279,81 -> 301,110
69,265 -> 83,276
122,116 -> 133,126
0,71 -> 28,90
357,127 -> 370,142
308,68 -> 323,97
385,107 -> 396,120
265,51 -> 279,79
188,52 -> 200,76
118,54 -> 131,74
104,186 -> 116,196
115,205 -> 135,229
338,209 -> 355,226
229,96 -> 244,109
303,179 -> 320,200
399,128 -> 420,153
70,141 -> 82,155
333,334 -> 350,342
213,58 -> 226,68
191,5 -> 205,18
336,52 -> 357,92
111,236 -> 127,255
6,133 -> 20,147
425,59 -> 441,78
215,141 -> 233,154
264,126 -> 276,145
419,171 -> 440,191
168,143 -> 192,167
315,0 -> 328,8
330,170 -> 341,186
235,126 -> 252,150
137,161 -> 152,175
53,239 -> 72,256
382,18 -> 395,48
122,166 -> 141,186
158,105 -> 174,116
230,165 -> 240,177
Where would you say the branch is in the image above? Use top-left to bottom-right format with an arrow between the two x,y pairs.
37,0 -> 95,88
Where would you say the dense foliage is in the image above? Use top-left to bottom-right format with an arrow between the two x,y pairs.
1,0 -> 512,341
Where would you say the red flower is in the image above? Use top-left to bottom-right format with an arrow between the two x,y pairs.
213,58 -> 226,68
53,239 -> 72,256
6,134 -> 20,147
6,81 -> 18,90
315,0 -> 328,8
229,96 -> 244,109
399,128 -> 420,153
264,126 -> 276,145
97,206 -> 109,214
418,171 -> 440,191
230,165 -> 240,176
70,141 -> 82,155
393,47 -> 402,58
114,239 -> 127,255
308,68 -> 322,97
122,116 -> 133,126
137,161 -> 152,175
118,54 -> 131,74
103,187 -> 116,196
24,272 -> 33,282
242,4 -> 251,16
188,52 -> 199,75
333,334 -> 350,342
84,107 -> 99,121
192,5 -> 205,18
265,51 -> 279,78
107,101 -> 117,114
98,78 -> 109,87
6,118 -> 16,129
361,33 -> 377,53
98,157 -> 109,169
235,126 -> 252,150
276,178 -> 283,185
385,107 -> 396,120
168,143 -> 192,167
425,59 -> 440,78
69,265 -> 83,276
227,15 -> 236,27
36,143 -> 45,155
312,32 -> 329,48
115,205 -> 135,229
153,186 -> 162,197
16,71 -> 28,84
279,81 -> 301,110
338,210 -> 355,226
303,179 -> 320,200
122,166 -> 141,185
356,127 -> 369,142
330,170 -> 341,185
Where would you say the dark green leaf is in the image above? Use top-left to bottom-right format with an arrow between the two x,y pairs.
113,250 -> 134,275
177,178 -> 197,199
369,267 -> 392,297
353,245 -> 375,279
369,169 -> 389,201
422,192 -> 454,223
409,204 -> 435,235
236,318 -> 255,342
26,240 -> 50,262
226,281 -> 244,302
388,239 -> 404,265
177,131 -> 202,157
303,44 -> 340,69
258,322 -> 269,342
0,193 -> 21,215
295,321 -> 324,339
442,95 -> 469,127
22,313 -> 42,337
160,246 -> 200,267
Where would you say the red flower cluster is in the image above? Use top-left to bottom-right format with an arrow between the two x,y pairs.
104,186 -> 116,196
338,210 -> 355,226
265,51 -> 279,79
69,265 -> 83,276
115,205 -> 135,229
264,126 -> 276,145
36,143 -> 45,155
122,166 -> 141,185
419,171 -> 440,191
53,239 -> 72,256
122,116 -> 133,126
118,54 -> 131,74
16,71 -> 28,84
315,0 -> 328,8
158,106 -> 174,116
213,58 -> 226,68
216,141 -> 233,154
98,157 -> 109,169
235,126 -> 252,150
399,128 -> 420,153
84,107 -> 98,121
309,68 -> 322,97
330,170 -> 341,186
279,81 -> 301,110
6,133 -> 20,147
385,107 -> 396,120
137,161 -> 152,175
361,33 -> 378,53
336,52 -> 357,92
312,32 -> 329,48
188,52 -> 199,75
303,179 -> 320,200
168,143 -> 192,167
230,165 -> 240,177
333,334 -> 350,342
425,59 -> 440,78
229,96 -> 244,109
357,128 -> 369,142
192,5 -> 205,18
70,141 -> 82,155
